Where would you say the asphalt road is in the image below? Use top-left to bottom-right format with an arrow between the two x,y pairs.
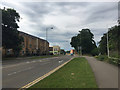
2,55 -> 74,88
85,56 -> 118,88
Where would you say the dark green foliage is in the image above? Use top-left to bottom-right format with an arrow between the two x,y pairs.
66,50 -> 70,53
70,29 -> 98,55
2,8 -> 23,56
60,49 -> 66,55
99,25 -> 119,58
96,55 -> 118,66
98,33 -> 107,55
91,48 -> 99,56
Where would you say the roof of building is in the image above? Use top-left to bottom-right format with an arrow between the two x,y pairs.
19,31 -> 49,43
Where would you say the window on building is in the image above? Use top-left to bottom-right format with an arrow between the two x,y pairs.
29,39 -> 31,43
54,48 -> 58,51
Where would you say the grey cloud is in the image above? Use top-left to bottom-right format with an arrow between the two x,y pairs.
1,2 -> 118,50
83,2 -> 118,24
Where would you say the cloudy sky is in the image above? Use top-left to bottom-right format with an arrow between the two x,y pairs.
1,0 -> 118,51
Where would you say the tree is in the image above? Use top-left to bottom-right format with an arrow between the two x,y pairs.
98,33 -> 107,55
2,8 -> 23,56
70,29 -> 98,55
99,25 -> 119,58
60,49 -> 66,55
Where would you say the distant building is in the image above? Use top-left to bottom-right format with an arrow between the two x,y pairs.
2,31 -> 49,57
49,47 -> 53,55
49,46 -> 60,55
53,46 -> 60,55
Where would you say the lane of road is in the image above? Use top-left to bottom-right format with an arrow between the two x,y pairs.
2,55 -> 74,88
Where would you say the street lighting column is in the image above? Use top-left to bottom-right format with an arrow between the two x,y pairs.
45,27 -> 53,55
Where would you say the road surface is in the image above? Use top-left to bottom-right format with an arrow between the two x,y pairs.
2,55 -> 74,88
85,56 -> 118,88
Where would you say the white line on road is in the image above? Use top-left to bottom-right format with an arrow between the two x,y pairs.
26,61 -> 30,63
3,59 -> 49,69
58,60 -> 63,63
31,61 -> 36,63
8,67 -> 34,76
41,62 -> 50,65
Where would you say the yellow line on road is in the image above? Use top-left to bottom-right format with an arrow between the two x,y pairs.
18,57 -> 74,89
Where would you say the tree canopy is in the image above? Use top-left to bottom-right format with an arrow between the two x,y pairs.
2,8 -> 23,56
70,29 -> 98,55
99,25 -> 119,58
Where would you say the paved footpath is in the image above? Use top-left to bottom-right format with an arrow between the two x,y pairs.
85,56 -> 118,88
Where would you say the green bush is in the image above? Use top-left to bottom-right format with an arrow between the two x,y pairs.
91,48 -> 99,56
96,55 -> 108,61
108,58 -> 118,66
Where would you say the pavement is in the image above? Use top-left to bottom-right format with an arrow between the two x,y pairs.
2,55 -> 74,88
85,56 -> 118,88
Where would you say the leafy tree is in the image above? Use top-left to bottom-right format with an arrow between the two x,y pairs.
70,29 -> 98,55
60,49 -> 66,55
99,33 -> 107,55
2,8 -> 23,56
70,36 -> 79,50
99,25 -> 119,58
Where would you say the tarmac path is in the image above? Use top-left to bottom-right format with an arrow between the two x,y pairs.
85,56 -> 118,88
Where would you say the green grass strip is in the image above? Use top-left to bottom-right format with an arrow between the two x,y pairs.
29,57 -> 98,88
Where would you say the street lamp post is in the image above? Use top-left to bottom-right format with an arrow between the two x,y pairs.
45,27 -> 53,55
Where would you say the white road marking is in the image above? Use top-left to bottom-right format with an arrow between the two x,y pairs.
3,63 -> 26,69
8,67 -> 34,76
59,60 -> 63,63
3,57 -> 59,69
31,61 -> 36,63
26,61 -> 30,63
39,60 -> 42,62
41,62 -> 50,65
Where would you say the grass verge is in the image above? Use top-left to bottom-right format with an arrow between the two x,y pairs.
28,57 -> 98,88
95,55 -> 119,66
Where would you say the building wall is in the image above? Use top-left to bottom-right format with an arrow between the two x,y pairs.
19,31 -> 49,56
2,31 -> 49,57
53,46 -> 60,55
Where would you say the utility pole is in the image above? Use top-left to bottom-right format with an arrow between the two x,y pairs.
45,27 -> 53,55
45,28 -> 48,55
107,28 -> 110,58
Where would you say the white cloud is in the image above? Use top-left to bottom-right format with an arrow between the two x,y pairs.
1,2 -> 118,50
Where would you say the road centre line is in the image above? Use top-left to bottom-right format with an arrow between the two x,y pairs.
3,59 -> 50,69
8,67 -> 34,76
7,61 -> 51,76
